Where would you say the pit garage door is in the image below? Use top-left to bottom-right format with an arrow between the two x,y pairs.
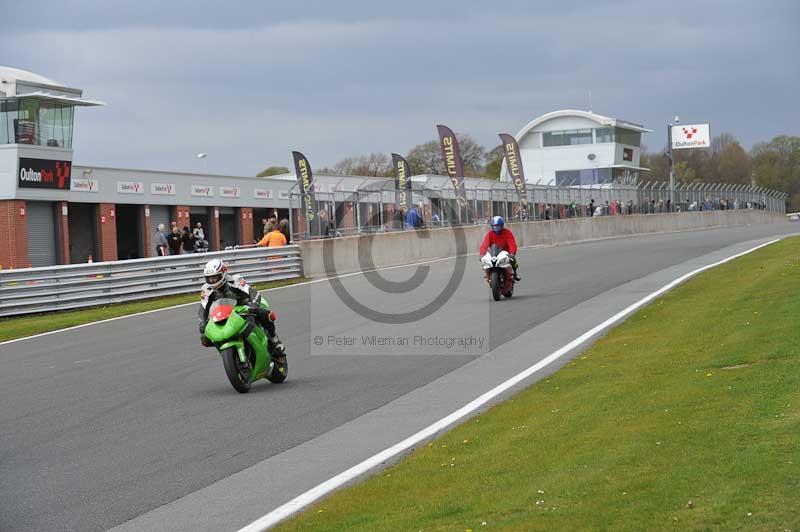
26,201 -> 57,267
148,205 -> 171,256
68,203 -> 98,263
218,207 -> 238,249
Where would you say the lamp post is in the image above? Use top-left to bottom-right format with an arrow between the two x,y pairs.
197,153 -> 208,174
665,116 -> 679,208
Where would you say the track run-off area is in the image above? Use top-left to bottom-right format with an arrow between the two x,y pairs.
1,223 -> 796,532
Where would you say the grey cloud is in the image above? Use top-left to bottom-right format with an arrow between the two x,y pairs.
4,1 -> 798,174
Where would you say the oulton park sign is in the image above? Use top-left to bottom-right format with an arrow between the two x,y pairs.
671,123 -> 711,150
18,158 -> 72,190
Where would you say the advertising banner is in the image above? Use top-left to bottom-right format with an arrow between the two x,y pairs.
151,183 -> 175,195
391,153 -> 413,211
219,186 -> 241,198
190,184 -> 215,197
498,133 -> 528,208
254,188 -> 274,200
436,125 -> 467,209
18,158 -> 71,190
71,178 -> 99,193
292,151 -> 316,223
117,181 -> 144,194
671,123 -> 711,150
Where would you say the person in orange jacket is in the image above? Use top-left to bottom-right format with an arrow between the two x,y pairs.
257,223 -> 287,247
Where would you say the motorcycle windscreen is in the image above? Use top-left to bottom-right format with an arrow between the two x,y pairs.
208,298 -> 237,323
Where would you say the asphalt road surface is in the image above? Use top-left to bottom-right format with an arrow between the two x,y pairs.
1,223 -> 795,532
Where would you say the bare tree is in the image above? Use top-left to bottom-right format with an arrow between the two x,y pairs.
327,153 -> 391,176
406,134 -> 486,177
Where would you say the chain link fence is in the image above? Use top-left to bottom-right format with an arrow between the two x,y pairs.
287,175 -> 787,240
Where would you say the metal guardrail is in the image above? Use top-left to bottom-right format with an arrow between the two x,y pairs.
0,246 -> 302,318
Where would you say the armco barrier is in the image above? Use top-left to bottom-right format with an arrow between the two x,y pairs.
298,210 -> 788,278
0,246 -> 302,318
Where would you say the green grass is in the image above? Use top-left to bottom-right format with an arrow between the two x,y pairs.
277,238 -> 800,532
0,277 -> 305,343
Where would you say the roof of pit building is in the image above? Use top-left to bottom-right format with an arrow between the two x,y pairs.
514,109 -> 652,141
0,66 -> 104,105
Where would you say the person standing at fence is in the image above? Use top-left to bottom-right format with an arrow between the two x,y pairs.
588,198 -> 595,217
155,223 -> 169,256
278,218 -> 291,244
168,226 -> 182,255
193,222 -> 209,251
180,226 -> 195,254
406,204 -> 424,229
258,222 -> 287,248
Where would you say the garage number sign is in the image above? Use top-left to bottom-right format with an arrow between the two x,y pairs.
18,158 -> 72,190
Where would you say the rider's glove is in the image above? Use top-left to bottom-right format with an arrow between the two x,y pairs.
248,304 -> 268,319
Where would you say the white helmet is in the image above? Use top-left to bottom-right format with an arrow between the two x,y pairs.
203,258 -> 227,289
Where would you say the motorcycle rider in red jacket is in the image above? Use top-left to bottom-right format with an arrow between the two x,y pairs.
479,216 -> 520,281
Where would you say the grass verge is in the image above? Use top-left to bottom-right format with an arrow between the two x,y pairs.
0,277 -> 305,343
277,238 -> 800,532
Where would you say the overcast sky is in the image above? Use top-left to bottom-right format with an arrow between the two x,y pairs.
3,0 -> 798,175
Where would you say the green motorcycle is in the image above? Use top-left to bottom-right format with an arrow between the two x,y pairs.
202,297 -> 287,393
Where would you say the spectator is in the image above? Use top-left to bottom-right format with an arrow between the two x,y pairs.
278,218 -> 291,244
317,209 -> 335,237
392,206 -> 405,230
405,204 -> 424,229
261,218 -> 269,236
155,223 -> 169,256
588,199 -> 595,217
180,226 -> 195,254
193,222 -> 205,240
168,226 -> 182,255
258,223 -> 287,247
193,222 -> 209,251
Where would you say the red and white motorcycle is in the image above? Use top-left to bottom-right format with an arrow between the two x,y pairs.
480,244 -> 515,301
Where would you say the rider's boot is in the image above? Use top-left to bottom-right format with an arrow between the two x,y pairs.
267,335 -> 286,357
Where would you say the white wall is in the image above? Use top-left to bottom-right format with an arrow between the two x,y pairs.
514,115 -> 643,184
0,146 -> 18,200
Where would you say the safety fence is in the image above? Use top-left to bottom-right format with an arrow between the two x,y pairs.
0,246 -> 302,318
288,176 -> 787,239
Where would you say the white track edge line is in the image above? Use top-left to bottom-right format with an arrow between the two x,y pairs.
236,237 -> 781,532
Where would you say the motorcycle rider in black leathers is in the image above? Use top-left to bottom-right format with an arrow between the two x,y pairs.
198,258 -> 286,362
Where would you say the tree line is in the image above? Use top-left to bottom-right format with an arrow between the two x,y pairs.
257,133 -> 505,180
258,132 -> 800,210
641,134 -> 800,209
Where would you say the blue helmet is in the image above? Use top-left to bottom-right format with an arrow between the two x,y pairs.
491,216 -> 504,233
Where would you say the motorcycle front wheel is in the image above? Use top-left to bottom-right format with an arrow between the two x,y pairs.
490,270 -> 501,301
503,272 -> 514,298
221,347 -> 252,393
267,355 -> 288,383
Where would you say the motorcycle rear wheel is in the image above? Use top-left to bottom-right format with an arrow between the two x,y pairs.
490,270 -> 501,301
222,347 -> 252,393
